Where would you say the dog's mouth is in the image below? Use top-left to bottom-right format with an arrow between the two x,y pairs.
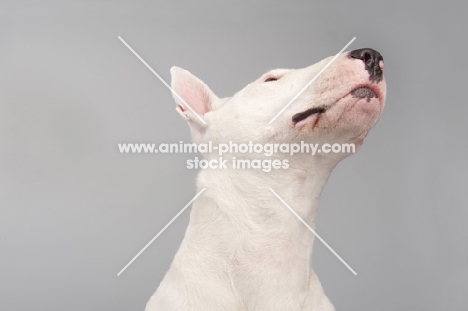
292,106 -> 328,124
292,86 -> 381,125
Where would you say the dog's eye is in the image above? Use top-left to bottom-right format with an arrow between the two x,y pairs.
264,77 -> 278,82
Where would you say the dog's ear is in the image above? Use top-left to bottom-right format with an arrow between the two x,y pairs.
170,66 -> 218,126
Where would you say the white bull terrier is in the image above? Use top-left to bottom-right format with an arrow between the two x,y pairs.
146,48 -> 386,310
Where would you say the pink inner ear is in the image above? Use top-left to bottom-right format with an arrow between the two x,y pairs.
171,67 -> 216,118
177,82 -> 210,115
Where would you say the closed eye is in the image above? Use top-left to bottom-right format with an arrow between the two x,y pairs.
264,76 -> 279,82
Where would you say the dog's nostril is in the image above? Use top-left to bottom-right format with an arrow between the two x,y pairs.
363,52 -> 371,64
348,48 -> 384,83
349,48 -> 383,67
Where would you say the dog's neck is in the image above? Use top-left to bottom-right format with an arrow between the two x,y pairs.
184,156 -> 338,307
192,155 -> 338,256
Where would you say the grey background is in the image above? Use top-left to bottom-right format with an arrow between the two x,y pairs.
1,0 -> 467,310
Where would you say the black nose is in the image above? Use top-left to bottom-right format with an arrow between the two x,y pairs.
348,48 -> 384,83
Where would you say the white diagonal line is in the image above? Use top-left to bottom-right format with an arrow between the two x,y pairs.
118,36 -> 207,125
268,188 -> 357,275
268,37 -> 356,125
117,188 -> 206,276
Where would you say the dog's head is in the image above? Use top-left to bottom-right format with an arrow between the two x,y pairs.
171,48 -> 386,161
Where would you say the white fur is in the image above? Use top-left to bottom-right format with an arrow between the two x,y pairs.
146,51 -> 386,310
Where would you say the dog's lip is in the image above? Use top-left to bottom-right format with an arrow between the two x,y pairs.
351,87 -> 377,99
349,84 -> 382,101
292,106 -> 327,124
